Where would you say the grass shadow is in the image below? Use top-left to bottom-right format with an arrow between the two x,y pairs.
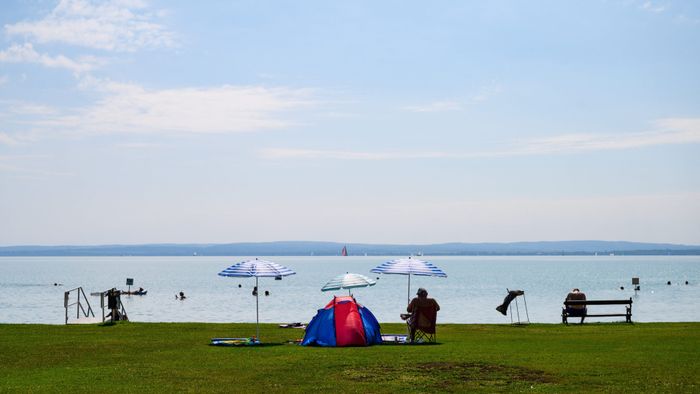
340,361 -> 557,390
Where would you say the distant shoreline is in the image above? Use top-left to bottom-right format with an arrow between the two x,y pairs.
1,240 -> 699,256
1,252 -> 699,257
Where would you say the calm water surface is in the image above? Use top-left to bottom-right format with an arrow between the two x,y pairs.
0,256 -> 697,324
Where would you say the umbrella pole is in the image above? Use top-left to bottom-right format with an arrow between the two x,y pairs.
407,273 -> 411,305
255,276 -> 259,340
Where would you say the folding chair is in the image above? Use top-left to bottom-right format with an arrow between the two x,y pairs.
405,304 -> 438,343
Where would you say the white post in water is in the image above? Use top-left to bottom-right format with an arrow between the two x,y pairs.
64,292 -> 69,325
255,276 -> 259,340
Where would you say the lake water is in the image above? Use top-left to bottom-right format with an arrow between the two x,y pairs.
0,256 -> 698,325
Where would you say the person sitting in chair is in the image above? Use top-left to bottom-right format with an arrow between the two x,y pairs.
406,288 -> 440,343
565,288 -> 587,319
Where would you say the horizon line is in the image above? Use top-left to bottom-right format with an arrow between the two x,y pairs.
1,239 -> 699,248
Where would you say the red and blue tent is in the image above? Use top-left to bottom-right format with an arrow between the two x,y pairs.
301,296 -> 382,347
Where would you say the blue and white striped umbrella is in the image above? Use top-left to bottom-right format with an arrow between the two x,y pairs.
218,258 -> 296,340
371,257 -> 446,304
321,273 -> 376,295
218,258 -> 296,278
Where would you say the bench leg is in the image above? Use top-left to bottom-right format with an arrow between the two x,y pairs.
580,315 -> 585,324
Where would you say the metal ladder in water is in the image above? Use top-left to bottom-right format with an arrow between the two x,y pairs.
64,287 -> 95,324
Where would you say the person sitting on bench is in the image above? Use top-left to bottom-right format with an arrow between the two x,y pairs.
565,288 -> 587,317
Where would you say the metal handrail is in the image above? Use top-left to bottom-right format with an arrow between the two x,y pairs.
118,298 -> 128,321
64,287 -> 95,324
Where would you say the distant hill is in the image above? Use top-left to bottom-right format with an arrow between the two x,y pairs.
0,240 -> 698,256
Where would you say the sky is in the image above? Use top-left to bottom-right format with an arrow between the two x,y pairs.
0,0 -> 699,246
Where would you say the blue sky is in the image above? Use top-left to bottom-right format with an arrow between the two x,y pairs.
0,0 -> 699,245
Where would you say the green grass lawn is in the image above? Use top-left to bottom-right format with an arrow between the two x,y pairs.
1,322 -> 698,393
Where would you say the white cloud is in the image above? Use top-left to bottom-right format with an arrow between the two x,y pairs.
261,117 -> 700,160
260,148 -> 451,160
674,14 -> 700,26
6,102 -> 61,116
404,100 -> 462,113
404,83 -> 502,112
115,142 -> 161,149
0,132 -> 21,146
4,0 -> 175,52
0,43 -> 97,74
0,154 -> 72,176
0,163 -> 72,177
519,118 -> 700,154
641,1 -> 666,13
32,80 -> 315,134
470,83 -> 502,102
0,75 -> 8,86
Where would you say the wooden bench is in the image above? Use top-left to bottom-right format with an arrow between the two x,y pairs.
562,298 -> 633,324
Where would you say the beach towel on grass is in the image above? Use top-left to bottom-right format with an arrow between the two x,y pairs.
210,337 -> 260,346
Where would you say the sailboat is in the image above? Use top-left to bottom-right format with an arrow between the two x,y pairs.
341,245 -> 348,256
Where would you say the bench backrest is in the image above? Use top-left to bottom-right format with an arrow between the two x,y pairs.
564,298 -> 632,306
